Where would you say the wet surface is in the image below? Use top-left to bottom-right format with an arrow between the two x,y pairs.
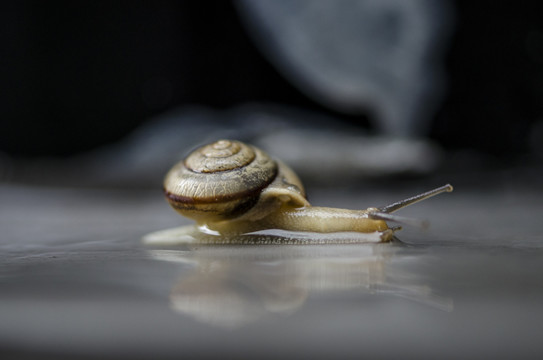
1,174 -> 543,358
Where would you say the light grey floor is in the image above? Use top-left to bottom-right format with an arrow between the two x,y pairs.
1,168 -> 543,358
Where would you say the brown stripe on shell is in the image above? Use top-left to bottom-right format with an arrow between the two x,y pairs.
166,194 -> 261,219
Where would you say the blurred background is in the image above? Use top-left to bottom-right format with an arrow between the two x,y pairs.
1,0 -> 542,188
3,2 -> 543,358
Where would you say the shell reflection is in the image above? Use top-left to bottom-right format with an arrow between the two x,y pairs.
146,232 -> 452,328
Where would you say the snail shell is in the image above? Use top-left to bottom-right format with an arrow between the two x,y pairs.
164,140 -> 308,223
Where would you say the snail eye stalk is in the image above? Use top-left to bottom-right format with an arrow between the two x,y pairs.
379,184 -> 453,214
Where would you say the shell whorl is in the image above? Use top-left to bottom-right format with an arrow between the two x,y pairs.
164,140 -> 278,221
184,140 -> 256,173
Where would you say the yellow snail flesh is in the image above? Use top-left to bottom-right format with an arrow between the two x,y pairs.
157,139 -> 452,243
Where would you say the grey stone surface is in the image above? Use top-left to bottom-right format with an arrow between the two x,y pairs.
1,166 -> 543,358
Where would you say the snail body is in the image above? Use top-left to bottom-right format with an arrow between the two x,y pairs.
161,139 -> 452,243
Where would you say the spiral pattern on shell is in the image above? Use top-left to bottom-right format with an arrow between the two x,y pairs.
164,140 -> 278,221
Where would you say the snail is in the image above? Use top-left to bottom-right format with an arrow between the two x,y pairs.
158,139 -> 453,243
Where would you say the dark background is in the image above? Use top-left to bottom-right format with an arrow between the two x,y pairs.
1,1 -> 542,158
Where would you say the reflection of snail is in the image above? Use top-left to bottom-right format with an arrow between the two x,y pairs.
162,139 -> 452,242
168,254 -> 308,328
149,245 -> 453,328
